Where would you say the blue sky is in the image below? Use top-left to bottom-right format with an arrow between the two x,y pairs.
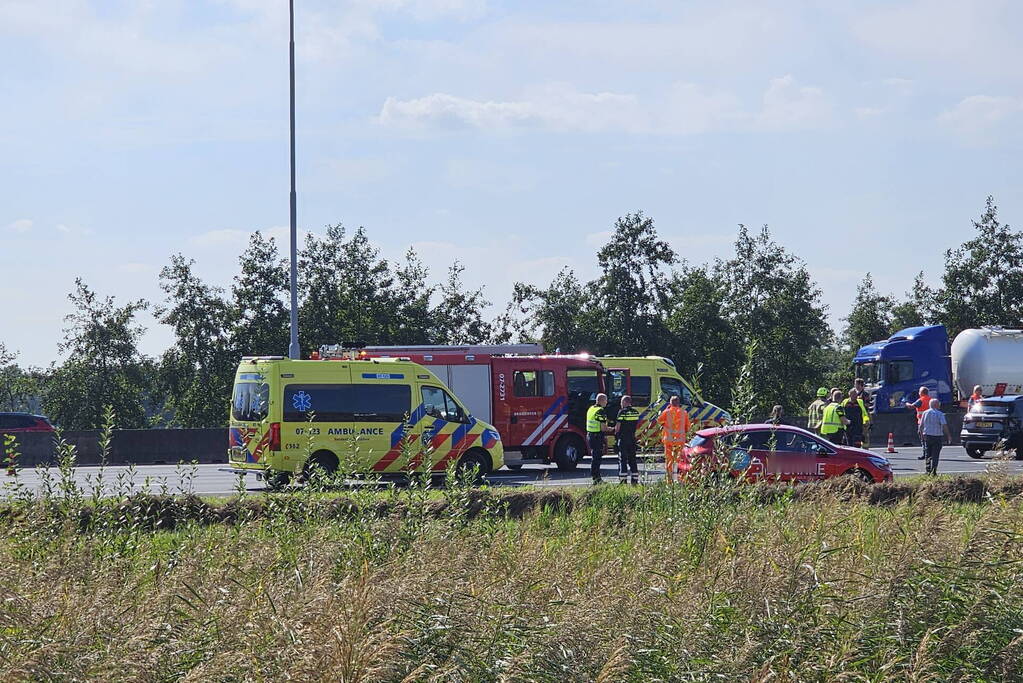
3,0 -> 1022,367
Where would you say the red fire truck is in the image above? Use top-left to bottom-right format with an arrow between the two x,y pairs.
354,344 -> 606,471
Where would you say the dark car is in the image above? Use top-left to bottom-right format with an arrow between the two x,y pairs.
960,395 -> 1023,459
683,423 -> 894,484
0,412 -> 55,433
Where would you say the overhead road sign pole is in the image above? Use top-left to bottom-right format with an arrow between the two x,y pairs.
287,0 -> 300,359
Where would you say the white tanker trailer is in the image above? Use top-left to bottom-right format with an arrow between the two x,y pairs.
951,327 -> 1023,397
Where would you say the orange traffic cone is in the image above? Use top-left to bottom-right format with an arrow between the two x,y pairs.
886,432 -> 897,454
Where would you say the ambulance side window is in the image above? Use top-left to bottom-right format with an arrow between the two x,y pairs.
421,386 -> 467,423
283,384 -> 410,422
352,384 -> 411,423
631,377 -> 652,406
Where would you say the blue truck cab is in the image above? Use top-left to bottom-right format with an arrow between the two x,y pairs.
853,325 -> 953,413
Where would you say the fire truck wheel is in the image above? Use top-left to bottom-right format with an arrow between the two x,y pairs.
456,449 -> 493,482
554,435 -> 584,471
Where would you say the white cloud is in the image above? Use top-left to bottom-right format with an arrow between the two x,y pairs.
938,95 -> 1023,144
56,223 -> 94,237
379,87 -> 643,133
855,106 -> 884,119
379,77 -> 829,135
756,75 -> 833,131
6,218 -> 32,233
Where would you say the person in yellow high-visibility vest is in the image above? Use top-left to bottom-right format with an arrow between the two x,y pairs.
657,395 -> 691,484
586,393 -> 613,485
820,389 -> 850,445
854,378 -> 872,447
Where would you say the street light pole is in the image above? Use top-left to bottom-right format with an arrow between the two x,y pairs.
287,0 -> 300,359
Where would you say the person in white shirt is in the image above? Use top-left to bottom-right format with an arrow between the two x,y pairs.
918,399 -> 952,475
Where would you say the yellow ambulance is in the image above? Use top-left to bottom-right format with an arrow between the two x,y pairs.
600,356 -> 730,449
227,354 -> 504,486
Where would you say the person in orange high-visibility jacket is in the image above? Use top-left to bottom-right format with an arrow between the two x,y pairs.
657,395 -> 691,483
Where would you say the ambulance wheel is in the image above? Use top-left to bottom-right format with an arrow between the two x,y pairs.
456,449 -> 492,483
301,450 -> 339,481
554,435 -> 584,471
265,471 -> 291,490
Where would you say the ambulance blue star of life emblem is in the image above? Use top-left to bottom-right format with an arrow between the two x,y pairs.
292,391 -> 312,412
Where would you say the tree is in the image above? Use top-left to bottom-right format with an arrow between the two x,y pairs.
586,212 -> 677,355
662,267 -> 741,404
43,279 -> 151,429
0,343 -> 41,413
157,255 -> 236,427
842,273 -> 893,350
433,262 -> 492,344
231,231 -> 289,356
890,271 -> 935,332
715,225 -> 831,414
388,248 -> 437,345
936,196 -> 1023,337
503,269 -> 590,351
299,225 -> 395,351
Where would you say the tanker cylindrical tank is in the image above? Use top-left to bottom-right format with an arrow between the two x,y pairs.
951,327 -> 1023,397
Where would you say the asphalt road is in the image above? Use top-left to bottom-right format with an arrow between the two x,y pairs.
2,446 -> 1022,497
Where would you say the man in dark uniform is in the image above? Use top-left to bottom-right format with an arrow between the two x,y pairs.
842,388 -> 865,448
616,395 -> 641,485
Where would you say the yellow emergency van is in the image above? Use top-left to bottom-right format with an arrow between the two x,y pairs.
600,356 -> 730,449
227,355 -> 504,486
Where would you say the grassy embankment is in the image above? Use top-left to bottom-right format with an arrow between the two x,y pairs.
2,458 -> 1023,681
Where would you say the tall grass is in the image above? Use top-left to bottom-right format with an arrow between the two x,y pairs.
1,476 -> 1023,680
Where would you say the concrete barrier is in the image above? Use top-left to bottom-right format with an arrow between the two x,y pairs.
1,429 -> 227,468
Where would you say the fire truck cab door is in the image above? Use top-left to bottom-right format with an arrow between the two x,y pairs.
506,364 -> 558,449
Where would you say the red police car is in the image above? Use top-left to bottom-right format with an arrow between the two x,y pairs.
683,423 -> 893,483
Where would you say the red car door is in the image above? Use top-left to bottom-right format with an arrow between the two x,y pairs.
770,430 -> 827,482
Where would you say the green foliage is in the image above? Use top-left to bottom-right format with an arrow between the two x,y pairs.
715,225 -> 832,414
936,196 -> 1023,337
298,225 -> 397,349
842,273 -> 893,350
230,231 -> 289,356
662,267 -> 741,402
0,343 -> 41,413
586,211 -> 677,354
890,271 -> 936,331
157,255 -> 236,428
501,269 -> 590,351
42,279 -> 151,429
432,262 -> 493,344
